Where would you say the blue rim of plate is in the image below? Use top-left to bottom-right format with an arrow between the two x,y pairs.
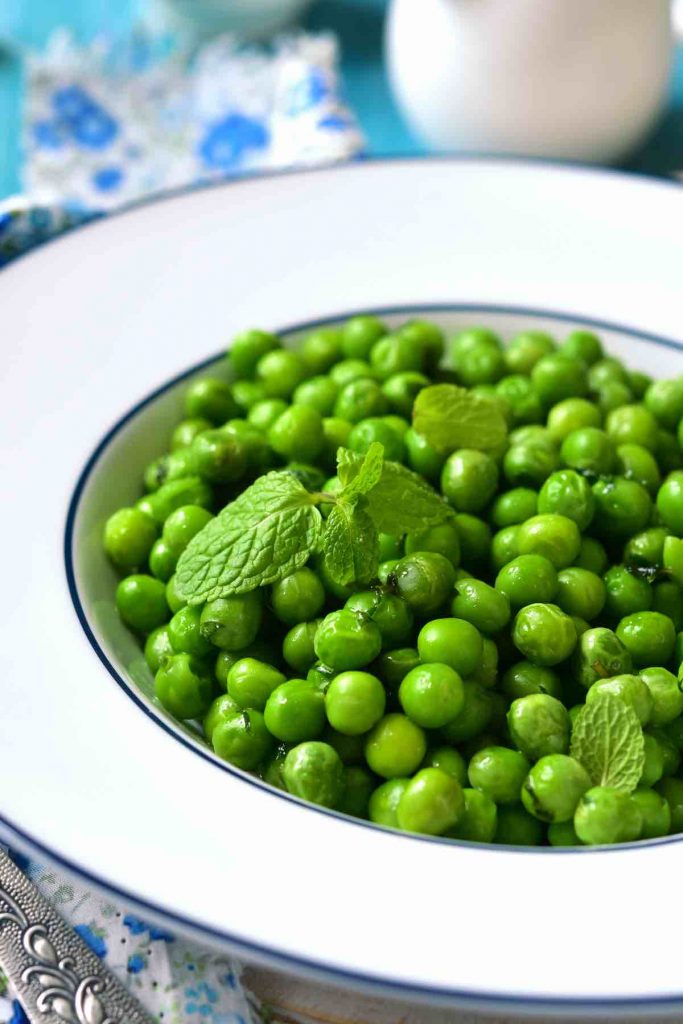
2,158 -> 683,1010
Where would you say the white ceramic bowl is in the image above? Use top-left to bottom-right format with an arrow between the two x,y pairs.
2,159 -> 683,1019
153,0 -> 315,42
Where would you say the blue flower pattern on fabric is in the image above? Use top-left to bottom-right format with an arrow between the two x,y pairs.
92,166 -> 124,192
283,69 -> 329,116
127,953 -> 145,974
73,924 -> 107,959
51,86 -> 119,150
123,914 -> 174,941
198,115 -> 269,170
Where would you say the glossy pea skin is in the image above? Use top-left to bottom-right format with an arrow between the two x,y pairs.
165,575 -> 186,614
441,681 -> 494,744
663,536 -> 683,587
268,406 -> 324,463
191,429 -> 248,483
399,663 -> 464,729
468,746 -> 530,805
653,580 -> 683,632
393,551 -> 457,615
537,470 -> 595,530
615,443 -> 662,495
314,610 -> 382,671
453,513 -> 492,570
586,674 -> 653,726
645,378 -> 683,430
547,398 -> 601,442
364,713 -> 427,778
203,692 -> 240,743
283,741 -> 345,807
561,427 -> 616,476
325,671 -> 386,735
170,417 -> 213,452
369,778 -> 410,827
657,471 -> 683,536
168,604 -> 212,657
248,398 -> 288,432
491,526 -> 521,571
592,478 -> 653,538
512,603 -> 577,666
227,658 -> 286,711
502,441 -> 560,489
104,507 -> 157,570
404,521 -> 461,566
504,330 -> 555,374
656,777 -> 683,832
507,694 -> 570,761
185,378 -> 238,423
616,611 -> 676,668
574,787 -> 642,845
531,353 -> 588,407
606,404 -> 659,451
515,514 -> 581,569
256,349 -> 306,399
334,378 -> 388,423
496,375 -> 544,425
547,821 -> 583,846
561,330 -> 604,366
640,733 -> 665,787
148,539 -> 177,582
451,577 -> 510,635
162,505 -> 213,558
404,427 -> 446,481
502,661 -> 563,701
339,766 -> 376,819
572,627 -> 633,690
116,575 -> 169,633
625,527 -> 668,569
468,636 -> 499,689
271,568 -> 325,626
339,315 -> 386,359
155,653 -> 213,720
282,621 -> 320,674
199,592 -> 263,651
293,375 -> 339,416
555,568 -> 606,621
494,554 -> 558,610
376,647 -> 422,692
521,754 -> 591,823
446,788 -> 498,842
441,449 -> 499,513
396,768 -> 465,835
348,418 -> 405,462
229,328 -> 279,379
301,328 -> 344,374
381,371 -> 429,417
632,787 -> 671,839
137,477 -> 212,525
264,678 -> 326,743
345,591 -> 414,650
371,333 -> 425,380
603,565 -> 653,621
574,537 -> 608,575
491,488 -> 538,528
144,625 -> 173,674
417,618 -> 483,677
423,746 -> 467,786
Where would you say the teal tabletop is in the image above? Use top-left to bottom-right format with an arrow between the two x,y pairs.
1,0 -> 682,202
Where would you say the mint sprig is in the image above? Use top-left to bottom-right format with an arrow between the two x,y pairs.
570,694 -> 645,792
412,383 -> 508,454
323,498 -> 379,587
338,452 -> 452,535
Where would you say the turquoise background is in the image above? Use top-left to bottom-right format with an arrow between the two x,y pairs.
1,0 -> 682,201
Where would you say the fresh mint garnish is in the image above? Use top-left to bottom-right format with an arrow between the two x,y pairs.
337,441 -> 384,499
570,694 -> 645,792
176,471 -> 324,603
323,497 -> 379,587
339,452 -> 452,535
412,383 -> 508,454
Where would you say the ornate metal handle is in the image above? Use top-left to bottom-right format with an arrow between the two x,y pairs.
0,849 -> 153,1024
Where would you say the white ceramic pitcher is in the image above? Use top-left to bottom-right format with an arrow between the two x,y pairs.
386,0 -> 673,163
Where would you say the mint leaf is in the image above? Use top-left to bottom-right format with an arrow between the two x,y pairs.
338,454 -> 451,535
323,498 -> 379,587
412,383 -> 508,454
338,442 -> 384,499
570,694 -> 644,792
176,471 -> 323,603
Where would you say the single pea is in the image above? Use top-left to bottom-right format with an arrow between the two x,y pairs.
199,592 -> 263,651
504,330 -> 555,375
191,428 -> 249,483
214,650 -> 240,689
417,618 -> 483,677
537,469 -> 595,530
232,380 -> 266,413
450,332 -> 506,386
213,709 -> 273,770
255,349 -> 306,399
104,507 -> 157,570
368,778 -> 409,827
168,604 -> 212,657
185,377 -> 238,423
405,522 -> 461,566
502,661 -> 563,701
441,449 -> 499,513
370,333 -> 425,380
271,568 -> 326,627
503,441 -> 560,488
592,478 -> 653,538
640,733 -> 665,787
423,746 -> 467,786
453,513 -> 492,570
264,678 -> 326,743
170,417 -> 213,452
495,375 -> 544,425
348,417 -> 405,462
663,535 -> 683,588
337,315 -> 385,359
376,647 -> 422,692
446,788 -> 497,842
468,636 -> 499,689
532,353 -> 588,407
561,427 -> 616,476
381,371 -> 429,417
573,537 -> 608,576
494,554 -> 558,609
398,663 -> 465,729
203,692 -> 240,743
616,611 -> 676,668
555,567 -> 606,621
116,575 -> 169,633
574,787 -> 642,845
229,328 -> 279,379
329,358 -> 375,387
404,427 -> 445,481
615,443 -> 662,495
494,804 -> 544,845
468,746 -> 530,805
586,674 -> 653,725
596,381 -> 633,414
300,327 -> 343,374
396,767 -> 465,835
561,330 -> 604,366
161,505 -> 213,559
656,777 -> 683,832
292,375 -> 339,417
314,610 -> 383,671
338,765 -> 376,818
136,477 -> 212,525
491,526 -> 521,571
512,603 -> 577,666
625,527 -> 667,569
516,514 -> 581,568
148,538 -> 177,582
155,653 -> 213,720
227,658 -> 286,710
645,378 -> 683,430
165,574 -> 186,614
441,682 -> 494,743
491,488 -> 538,528
521,754 -> 591,822
547,821 -> 582,846
248,398 -> 288,433
345,591 -> 414,650
451,578 -> 510,635
282,620 -> 320,674
393,551 -> 457,615
144,624 -> 173,674
268,405 -> 324,463
588,357 -> 629,390
603,565 -> 653,622
508,425 -> 555,448
334,378 -> 388,423
398,320 -> 445,370
657,471 -> 683,536
508,695 -> 570,761
571,626 -> 633,690
653,580 -> 683,632
632,787 -> 671,839
364,713 -> 427,778
606,404 -> 659,453
325,671 -> 386,735
144,448 -> 198,493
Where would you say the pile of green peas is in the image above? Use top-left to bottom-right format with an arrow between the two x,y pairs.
103,316 -> 683,847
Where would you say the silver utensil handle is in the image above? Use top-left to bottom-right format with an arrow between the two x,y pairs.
0,849 -> 153,1024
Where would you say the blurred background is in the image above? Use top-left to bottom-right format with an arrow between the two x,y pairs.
0,0 -> 682,210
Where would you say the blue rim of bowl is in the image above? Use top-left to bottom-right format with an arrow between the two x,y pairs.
54,299 -> 683,1012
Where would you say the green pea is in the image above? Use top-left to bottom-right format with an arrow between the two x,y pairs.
603,565 -> 653,621
512,603 -> 577,666
170,417 -> 213,452
625,527 -> 667,569
451,577 -> 510,635
494,554 -> 558,609
364,713 -> 427,778
199,592 -> 263,651
561,330 -> 603,366
261,745 -> 288,791
504,330 -> 555,374
656,777 -> 683,832
632,787 -> 671,839
256,349 -> 306,399
494,805 -> 544,845
495,375 -> 544,426
104,507 -> 158,570
325,671 -> 386,735
264,678 -> 326,743
532,353 -> 588,408
653,580 -> 683,632
422,746 -> 467,786
537,469 -> 595,530
271,568 -> 325,626
441,449 -> 499,513
268,405 -> 324,463
586,674 -> 653,725
404,522 -> 461,566
561,427 -> 616,476
502,661 -> 563,701
370,333 -> 425,380
168,604 -> 212,657
185,377 -> 238,423
334,378 -> 388,423
606,404 -> 659,451
597,381 -> 633,414
293,375 -> 339,416
592,478 -> 653,538
572,627 -> 633,690
393,552 -> 457,615
640,733 -> 664,787
368,778 -> 409,827
404,427 -> 445,481
615,443 -> 661,495
348,417 -> 405,462
398,663 -> 464,729
248,398 -> 288,432
574,537 -> 608,575
491,488 -> 538,528
229,328 -> 280,379
155,653 -> 213,720
339,766 -> 376,819
144,625 -> 173,674
555,567 -> 606,621
616,611 -> 676,668
645,378 -> 683,430
203,692 -> 240,743
446,788 -> 497,842
657,471 -> 683,536
301,328 -> 344,374
213,709 -> 274,770
588,357 -> 629,390
574,787 -> 642,845
381,371 -> 429,417
165,574 -> 186,614
453,513 -> 492,570
345,591 -> 414,650
376,647 -> 422,692
547,821 -> 582,846
491,526 -> 522,571
137,477 -> 213,525
398,320 -> 445,371
282,621 -> 320,674
417,618 -> 483,677
148,539 -> 177,582
663,536 -> 683,587
441,681 -> 494,743
522,754 -> 591,822
396,768 -> 465,835
516,514 -> 581,568
314,610 -> 383,671
467,746 -> 529,805
227,658 -> 286,710
507,695 -> 570,760
503,441 -> 560,488
232,380 -> 266,413
468,636 -> 499,689
215,650 -> 240,689
116,574 -> 169,633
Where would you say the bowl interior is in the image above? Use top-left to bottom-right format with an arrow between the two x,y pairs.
70,304 -> 683,788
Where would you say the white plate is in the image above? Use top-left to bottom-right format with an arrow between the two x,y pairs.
2,158 -> 683,1016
